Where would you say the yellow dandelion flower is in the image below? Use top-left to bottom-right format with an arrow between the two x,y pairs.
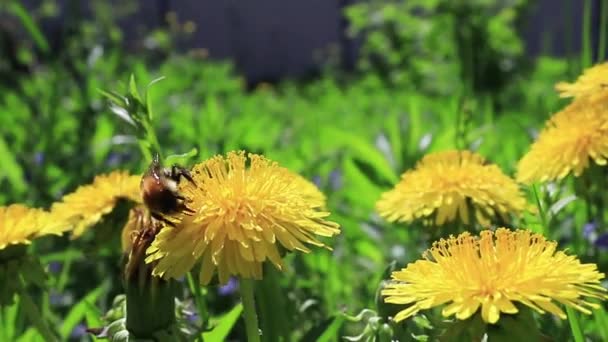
51,170 -> 142,237
376,150 -> 527,227
146,151 -> 340,285
0,204 -> 63,250
555,62 -> 608,101
517,102 -> 608,184
382,228 -> 608,324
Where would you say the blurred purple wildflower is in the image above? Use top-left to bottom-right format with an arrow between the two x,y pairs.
218,277 -> 238,296
583,221 -> 598,242
581,221 -> 608,250
105,152 -> 122,168
34,152 -> 44,166
70,323 -> 87,338
312,175 -> 322,188
48,261 -> 62,274
595,234 -> 608,249
329,169 -> 342,190
186,312 -> 200,324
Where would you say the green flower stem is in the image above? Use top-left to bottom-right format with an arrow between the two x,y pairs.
566,306 -> 584,342
240,278 -> 261,342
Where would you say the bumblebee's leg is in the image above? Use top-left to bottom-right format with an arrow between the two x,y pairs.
150,212 -> 177,227
171,165 -> 196,185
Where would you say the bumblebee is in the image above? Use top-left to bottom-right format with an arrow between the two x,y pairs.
140,154 -> 196,225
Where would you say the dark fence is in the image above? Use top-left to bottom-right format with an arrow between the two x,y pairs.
16,0 -> 606,83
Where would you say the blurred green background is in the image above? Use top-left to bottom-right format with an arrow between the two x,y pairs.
1,0 -> 608,341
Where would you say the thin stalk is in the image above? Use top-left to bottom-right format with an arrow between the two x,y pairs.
240,278 -> 261,342
566,306 -> 584,342
600,0 -> 608,61
532,184 -> 548,236
187,272 -> 209,328
582,0 -> 592,68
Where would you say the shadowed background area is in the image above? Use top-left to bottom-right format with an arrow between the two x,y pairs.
8,0 -> 605,85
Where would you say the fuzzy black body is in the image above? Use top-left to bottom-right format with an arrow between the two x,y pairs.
140,155 -> 195,225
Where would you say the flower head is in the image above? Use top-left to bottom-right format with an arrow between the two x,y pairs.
51,171 -> 142,237
382,228 -> 608,324
376,150 -> 527,226
555,62 -> 608,101
516,102 -> 608,184
0,204 -> 63,250
146,151 -> 340,285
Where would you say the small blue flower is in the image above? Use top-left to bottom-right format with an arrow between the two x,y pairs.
70,323 -> 87,338
48,261 -> 62,274
595,233 -> 608,250
583,221 -> 598,242
218,277 -> 238,296
34,152 -> 44,166
312,175 -> 322,188
329,169 -> 342,190
186,312 -> 200,324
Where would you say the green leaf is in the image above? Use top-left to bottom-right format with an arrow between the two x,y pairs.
97,89 -> 126,107
129,74 -> 142,102
303,316 -> 345,342
16,328 -> 45,342
323,128 -> 398,184
1,298 -> 20,341
341,157 -> 383,211
202,304 -> 243,341
19,290 -> 56,341
317,316 -> 345,342
59,282 -> 110,339
164,148 -> 199,166
0,136 -> 26,195
596,307 -> 608,341
8,2 -> 49,53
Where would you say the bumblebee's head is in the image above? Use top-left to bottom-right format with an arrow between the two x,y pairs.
146,153 -> 163,179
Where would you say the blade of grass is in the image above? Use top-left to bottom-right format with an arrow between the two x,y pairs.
532,184 -> 548,236
202,303 -> 243,341
566,306 -> 584,342
19,291 -> 56,341
1,299 -> 20,341
59,282 -> 109,339
7,2 -> 49,53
